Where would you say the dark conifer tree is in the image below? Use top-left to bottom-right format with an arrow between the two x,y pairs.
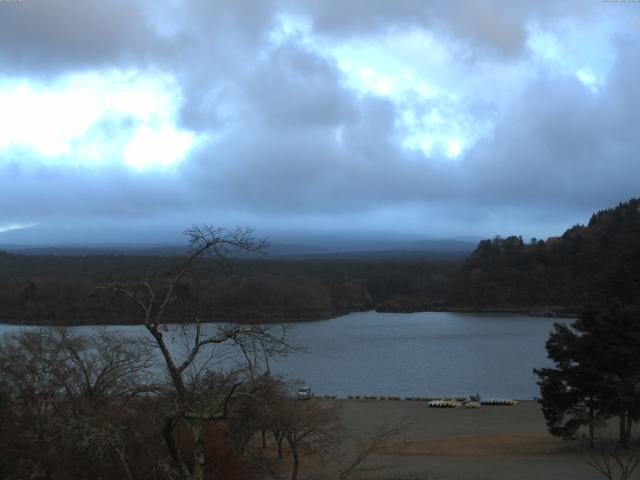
535,303 -> 640,444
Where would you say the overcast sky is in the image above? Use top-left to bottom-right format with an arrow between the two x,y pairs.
0,0 -> 638,245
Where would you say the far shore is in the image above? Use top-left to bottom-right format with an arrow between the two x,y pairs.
0,305 -> 577,327
377,304 -> 578,318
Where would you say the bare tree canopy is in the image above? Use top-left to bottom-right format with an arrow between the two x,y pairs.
89,225 -> 296,480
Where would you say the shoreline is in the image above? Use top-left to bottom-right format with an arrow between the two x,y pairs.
314,395 -> 533,402
377,305 -> 578,318
0,306 -> 577,327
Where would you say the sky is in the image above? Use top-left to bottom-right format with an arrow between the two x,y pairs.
0,0 -> 639,245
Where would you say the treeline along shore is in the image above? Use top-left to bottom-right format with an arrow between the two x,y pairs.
0,253 -> 461,325
1,198 -> 639,326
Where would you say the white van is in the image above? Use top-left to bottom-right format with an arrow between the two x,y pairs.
296,386 -> 312,400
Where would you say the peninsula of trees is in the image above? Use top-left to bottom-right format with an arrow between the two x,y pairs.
453,197 -> 640,313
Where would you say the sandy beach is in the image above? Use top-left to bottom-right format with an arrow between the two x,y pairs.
310,399 -> 607,480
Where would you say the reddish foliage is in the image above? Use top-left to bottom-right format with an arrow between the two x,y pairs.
203,422 -> 249,480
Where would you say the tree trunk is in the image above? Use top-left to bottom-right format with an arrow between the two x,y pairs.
588,403 -> 595,447
117,447 -> 135,480
291,446 -> 299,480
190,422 -> 205,480
277,436 -> 283,459
261,429 -> 267,449
148,327 -> 186,395
620,412 -> 628,445
163,416 -> 193,480
273,431 -> 284,459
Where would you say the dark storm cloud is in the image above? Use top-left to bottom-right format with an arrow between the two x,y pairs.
153,1 -> 284,132
289,0 -> 599,56
0,0 -> 166,74
187,27 -> 640,230
188,98 -> 402,214
0,161 -> 192,220
0,0 -> 638,242
243,43 -> 358,128
186,79 -> 454,215
0,0 -> 588,74
429,0 -> 599,57
464,34 -> 640,212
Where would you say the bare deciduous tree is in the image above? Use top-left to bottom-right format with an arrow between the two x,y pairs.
91,225 -> 296,480
0,327 -> 157,479
583,438 -> 640,480
278,399 -> 340,480
313,421 -> 405,480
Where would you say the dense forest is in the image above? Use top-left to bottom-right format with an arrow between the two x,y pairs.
453,198 -> 640,313
1,198 -> 638,325
0,252 -> 460,325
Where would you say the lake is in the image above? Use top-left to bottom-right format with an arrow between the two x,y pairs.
0,311 -> 567,399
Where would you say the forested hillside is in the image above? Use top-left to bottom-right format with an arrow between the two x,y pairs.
453,198 -> 640,312
0,252 -> 459,325
2,198 -> 639,325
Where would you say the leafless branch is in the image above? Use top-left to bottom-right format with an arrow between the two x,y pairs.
583,438 -> 640,480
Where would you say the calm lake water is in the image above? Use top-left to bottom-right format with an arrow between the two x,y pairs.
0,311 -> 567,399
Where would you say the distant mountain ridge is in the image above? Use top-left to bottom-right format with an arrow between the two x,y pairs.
0,238 -> 476,259
2,199 -> 637,324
